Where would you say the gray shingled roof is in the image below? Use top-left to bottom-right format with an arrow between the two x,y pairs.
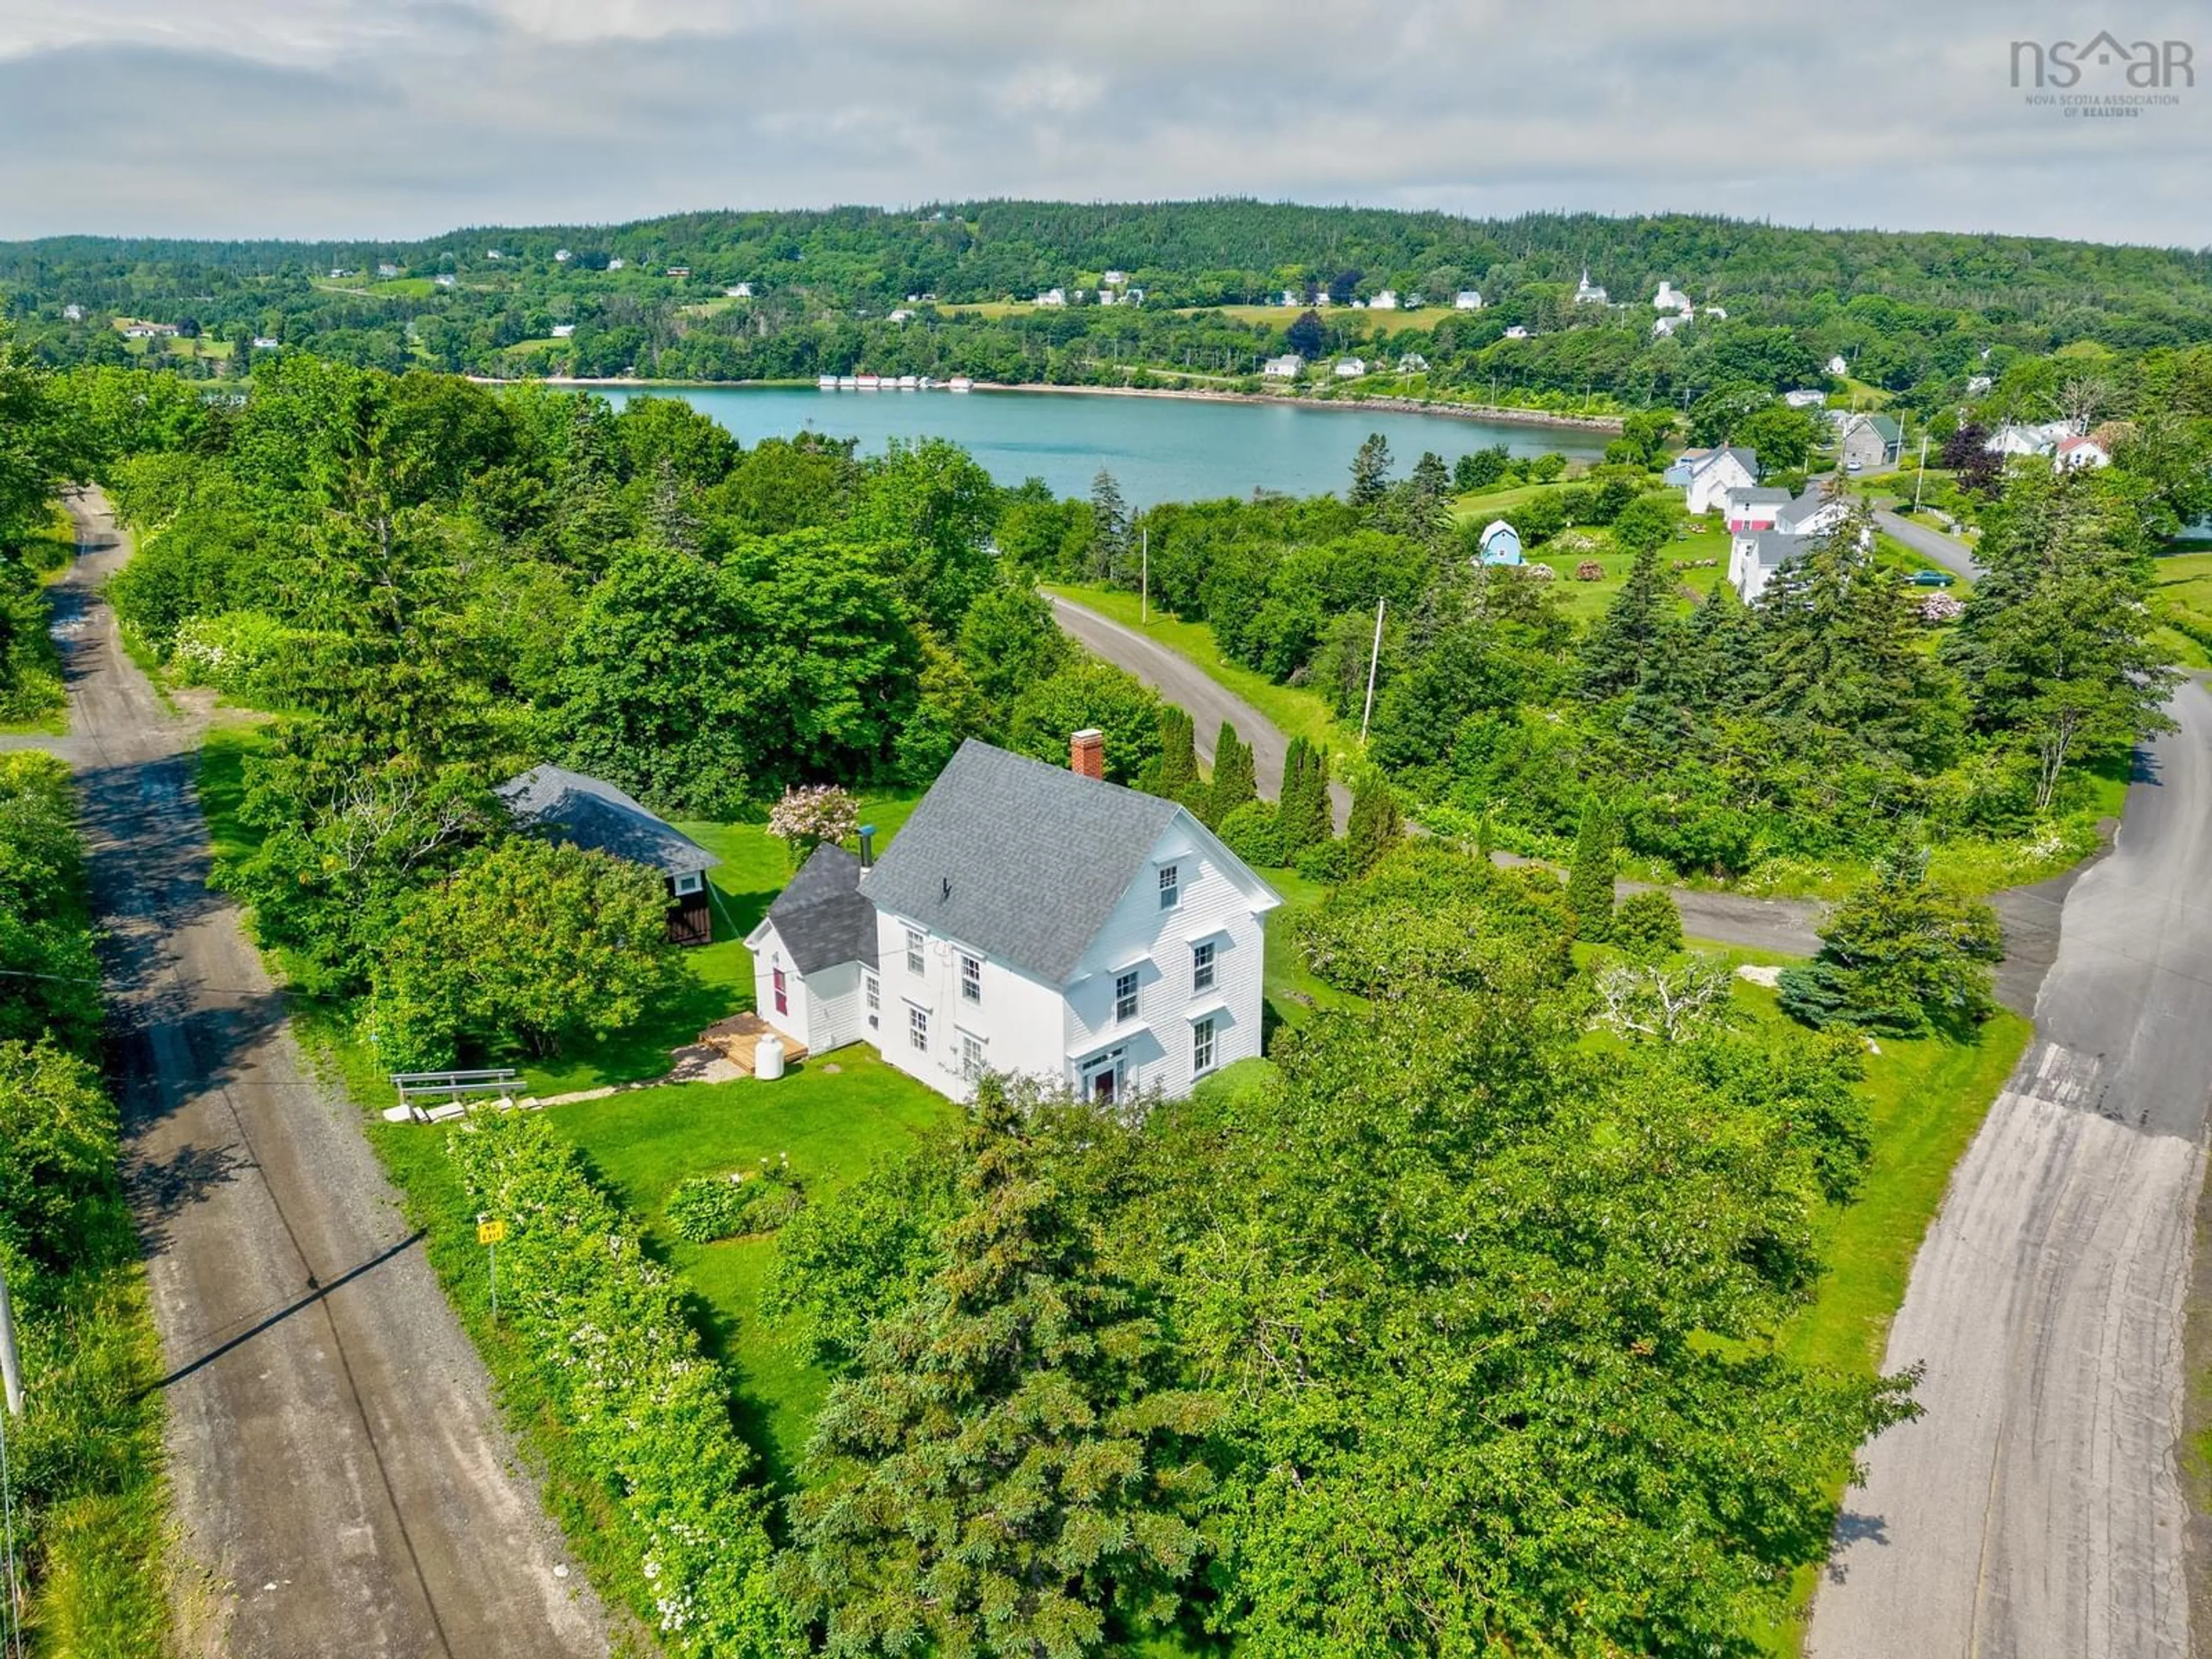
859,740 -> 1182,985
1778,487 -> 1834,529
1743,530 -> 1808,570
496,764 -> 719,878
1727,486 -> 1792,506
763,844 -> 877,975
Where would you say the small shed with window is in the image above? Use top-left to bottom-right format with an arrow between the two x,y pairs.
495,764 -> 722,946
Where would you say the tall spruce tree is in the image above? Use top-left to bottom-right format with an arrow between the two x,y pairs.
1281,738 -> 1335,855
783,1077 -> 1219,1656
1580,543 -> 1671,702
1565,800 -> 1617,941
1089,468 -> 1129,583
1209,721 -> 1257,825
1349,433 -> 1394,510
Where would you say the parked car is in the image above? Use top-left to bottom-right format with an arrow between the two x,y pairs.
1910,570 -> 1956,587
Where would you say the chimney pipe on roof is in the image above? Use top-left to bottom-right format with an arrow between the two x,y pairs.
1070,729 -> 1105,781
858,824 -> 876,869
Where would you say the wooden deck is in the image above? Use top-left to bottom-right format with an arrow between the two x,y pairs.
700,1010 -> 806,1074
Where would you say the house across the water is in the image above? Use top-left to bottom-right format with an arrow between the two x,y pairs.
496,764 -> 719,946
747,734 -> 1281,1104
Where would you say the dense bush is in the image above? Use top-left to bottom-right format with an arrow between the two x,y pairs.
1612,889 -> 1685,960
1779,851 -> 2003,1035
1215,800 -> 1283,868
664,1161 -> 806,1243
446,1112 -> 794,1655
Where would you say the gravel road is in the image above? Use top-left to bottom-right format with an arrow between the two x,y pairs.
1875,507 -> 1983,582
1048,594 -> 1353,830
1808,678 -> 2212,1659
39,493 -> 608,1658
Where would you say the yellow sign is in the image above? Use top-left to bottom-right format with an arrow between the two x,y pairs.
476,1218 -> 507,1245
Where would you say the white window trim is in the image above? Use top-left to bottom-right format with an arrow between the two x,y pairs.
905,926 -> 926,976
1192,940 -> 1216,992
1192,1015 -> 1217,1076
672,870 -> 705,896
907,1003 -> 930,1052
1158,863 -> 1181,910
960,952 -> 982,1003
1113,968 -> 1141,1024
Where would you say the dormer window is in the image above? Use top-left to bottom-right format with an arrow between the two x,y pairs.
672,871 -> 704,896
1158,864 -> 1180,910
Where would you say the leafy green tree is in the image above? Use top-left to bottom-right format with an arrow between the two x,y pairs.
1207,721 -> 1257,825
1216,800 -> 1285,868
1343,772 -> 1403,874
1737,401 -> 1823,471
1942,468 -> 2179,808
0,1038 -> 118,1278
851,437 -> 1002,631
1566,799 -> 1617,941
365,838 -> 683,1066
1348,433 -> 1393,509
1277,736 -> 1333,857
956,578 -> 1071,714
1778,849 -> 2003,1035
1688,381 -> 1774,449
1609,490 -> 1679,556
1006,660 -> 1163,785
782,1077 -> 1220,1658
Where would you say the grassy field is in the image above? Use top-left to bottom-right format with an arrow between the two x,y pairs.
1043,581 -> 1362,761
2151,548 -> 2212,668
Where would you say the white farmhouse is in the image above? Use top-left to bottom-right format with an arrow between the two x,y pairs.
555,248 -> 573,263
550,323 -> 576,338
1370,290 -> 1400,310
1262,353 -> 1304,378
1727,486 -> 1857,602
1454,290 -> 1484,310
1501,324 -> 1530,340
607,257 -> 627,271
1653,281 -> 1693,313
2055,434 -> 2112,469
1826,353 -> 1850,376
1783,388 -> 1828,409
747,737 -> 1281,1104
1334,357 -> 1368,378
1662,446 -> 1759,516
1035,287 -> 1067,308
62,304 -> 83,321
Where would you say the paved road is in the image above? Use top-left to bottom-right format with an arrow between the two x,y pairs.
1049,594 -> 1353,830
1808,677 -> 2212,1659
38,493 -> 607,1658
1876,507 -> 1983,582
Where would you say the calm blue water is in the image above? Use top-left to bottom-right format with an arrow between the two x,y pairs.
592,384 -> 1611,506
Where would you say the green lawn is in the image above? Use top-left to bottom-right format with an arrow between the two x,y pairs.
192,722 -> 266,866
1044,581 -> 1362,762
546,1050 -> 957,1488
2151,548 -> 2212,668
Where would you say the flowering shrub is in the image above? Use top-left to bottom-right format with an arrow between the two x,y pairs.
446,1113 -> 797,1656
170,609 -> 292,696
1919,592 -> 1966,624
665,1158 -> 805,1243
1574,560 -> 1606,581
1524,562 -> 1558,582
766,784 -> 859,865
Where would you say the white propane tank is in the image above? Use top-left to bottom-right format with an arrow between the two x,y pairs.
753,1035 -> 786,1081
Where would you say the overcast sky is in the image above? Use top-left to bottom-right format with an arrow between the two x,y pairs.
0,0 -> 2206,247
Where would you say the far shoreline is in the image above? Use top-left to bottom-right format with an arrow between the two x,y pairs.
468,373 -> 1627,435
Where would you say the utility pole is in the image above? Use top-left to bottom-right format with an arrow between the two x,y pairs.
0,1263 -> 20,1418
1359,597 -> 1385,743
1911,430 -> 1930,513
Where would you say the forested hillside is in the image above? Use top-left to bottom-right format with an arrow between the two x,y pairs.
6,202 -> 2211,414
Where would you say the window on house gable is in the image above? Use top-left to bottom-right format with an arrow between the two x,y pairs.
960,1031 -> 986,1080
1192,1016 -> 1217,1075
672,870 -> 704,896
906,927 -> 925,975
908,1005 -> 929,1052
1115,969 -> 1140,1023
1158,864 -> 1180,909
771,965 -> 788,1016
960,953 -> 982,1003
1192,940 -> 1215,992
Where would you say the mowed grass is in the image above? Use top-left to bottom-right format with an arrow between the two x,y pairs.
547,1049 -> 959,1487
2151,548 -> 2212,668
1043,581 -> 1362,762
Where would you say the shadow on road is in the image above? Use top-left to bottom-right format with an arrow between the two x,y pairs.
148,1228 -> 429,1396
1825,1510 -> 1891,1581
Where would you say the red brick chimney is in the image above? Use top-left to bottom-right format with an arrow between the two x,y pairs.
1070,728 -> 1105,781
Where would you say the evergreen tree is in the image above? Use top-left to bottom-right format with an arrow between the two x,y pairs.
1344,773 -> 1403,874
1565,800 -> 1617,941
1578,543 -> 1671,702
1279,737 -> 1335,856
1753,507 -> 1961,771
1208,721 -> 1257,825
1149,704 -> 1200,801
784,1077 -> 1219,1657
1089,467 -> 1129,583
1349,433 -> 1393,510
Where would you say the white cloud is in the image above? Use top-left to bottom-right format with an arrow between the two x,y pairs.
0,0 -> 2205,244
